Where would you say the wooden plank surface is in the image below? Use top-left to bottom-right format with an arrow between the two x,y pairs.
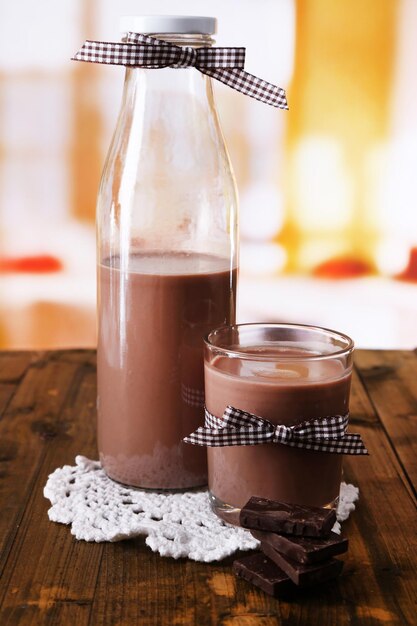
0,350 -> 416,626
355,350 -> 417,496
0,351 -> 101,626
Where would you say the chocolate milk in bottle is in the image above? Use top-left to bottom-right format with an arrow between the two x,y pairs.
96,16 -> 238,489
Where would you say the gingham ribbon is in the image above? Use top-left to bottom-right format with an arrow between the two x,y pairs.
181,384 -> 205,408
73,32 -> 288,110
183,406 -> 368,455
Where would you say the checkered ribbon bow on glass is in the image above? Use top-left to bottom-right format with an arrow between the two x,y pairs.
73,32 -> 288,110
183,406 -> 368,455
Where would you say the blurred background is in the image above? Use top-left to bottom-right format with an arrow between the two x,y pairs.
0,0 -> 416,350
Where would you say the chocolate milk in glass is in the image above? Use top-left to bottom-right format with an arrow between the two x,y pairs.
204,329 -> 353,523
95,17 -> 238,488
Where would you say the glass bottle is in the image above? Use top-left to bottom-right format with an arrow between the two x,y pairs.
96,16 -> 238,489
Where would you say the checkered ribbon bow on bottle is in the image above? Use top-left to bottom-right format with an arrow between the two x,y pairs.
183,406 -> 368,455
73,32 -> 288,110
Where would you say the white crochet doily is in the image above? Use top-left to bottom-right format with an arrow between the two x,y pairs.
44,456 -> 359,563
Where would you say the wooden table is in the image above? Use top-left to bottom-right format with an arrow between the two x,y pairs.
0,350 -> 416,625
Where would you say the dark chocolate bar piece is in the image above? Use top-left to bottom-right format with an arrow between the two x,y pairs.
251,529 -> 348,564
240,497 -> 336,537
233,552 -> 294,596
260,541 -> 343,587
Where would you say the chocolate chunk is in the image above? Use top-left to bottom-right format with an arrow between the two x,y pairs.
240,497 -> 336,537
260,541 -> 343,587
233,552 -> 294,596
251,529 -> 348,564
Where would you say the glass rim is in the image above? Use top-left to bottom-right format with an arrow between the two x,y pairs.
204,322 -> 354,362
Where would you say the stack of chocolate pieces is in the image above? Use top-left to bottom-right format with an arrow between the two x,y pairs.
233,497 -> 348,596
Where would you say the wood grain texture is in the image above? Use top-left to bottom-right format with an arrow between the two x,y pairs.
0,350 -> 416,626
355,350 -> 417,495
0,351 -> 100,626
0,352 -> 35,384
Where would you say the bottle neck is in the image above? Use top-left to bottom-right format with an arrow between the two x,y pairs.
121,33 -> 217,117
